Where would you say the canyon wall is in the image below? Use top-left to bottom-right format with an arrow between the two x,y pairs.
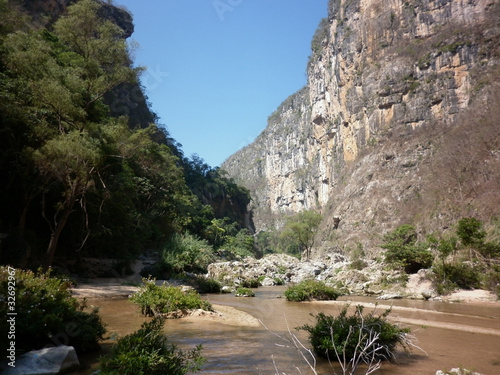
222,0 -> 500,250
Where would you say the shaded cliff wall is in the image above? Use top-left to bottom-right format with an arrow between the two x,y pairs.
222,0 -> 500,248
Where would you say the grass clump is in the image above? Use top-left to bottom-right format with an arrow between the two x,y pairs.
100,317 -> 204,375
235,287 -> 255,297
129,278 -> 213,317
0,267 -> 105,354
299,305 -> 413,362
284,279 -> 340,302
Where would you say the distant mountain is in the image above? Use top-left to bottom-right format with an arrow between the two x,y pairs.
222,0 -> 500,254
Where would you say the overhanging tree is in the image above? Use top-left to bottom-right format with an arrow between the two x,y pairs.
2,0 -> 138,267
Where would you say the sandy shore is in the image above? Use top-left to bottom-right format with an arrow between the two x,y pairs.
71,281 -> 260,327
441,289 -> 499,304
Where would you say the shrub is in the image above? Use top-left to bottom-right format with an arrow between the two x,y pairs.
235,287 -> 255,297
0,267 -> 105,354
382,225 -> 433,273
433,262 -> 481,292
456,217 -> 486,246
299,305 -> 412,361
129,278 -> 213,317
100,317 -> 204,375
483,265 -> 500,299
156,233 -> 216,277
186,274 -> 222,294
284,280 -> 340,302
240,277 -> 259,288
224,228 -> 256,258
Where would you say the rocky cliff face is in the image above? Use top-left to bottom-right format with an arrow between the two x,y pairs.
222,0 -> 500,250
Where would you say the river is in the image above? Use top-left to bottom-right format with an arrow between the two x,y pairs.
77,286 -> 500,374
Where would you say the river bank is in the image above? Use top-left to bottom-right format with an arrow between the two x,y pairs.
71,284 -> 500,375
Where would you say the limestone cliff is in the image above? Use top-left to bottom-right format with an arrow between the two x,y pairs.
222,0 -> 500,251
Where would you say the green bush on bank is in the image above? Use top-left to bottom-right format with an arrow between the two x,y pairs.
159,233 -> 217,277
284,279 -> 340,302
129,278 -> 213,317
0,267 -> 105,354
100,317 -> 204,375
430,218 -> 500,294
299,305 -> 411,361
381,225 -> 433,274
184,274 -> 222,293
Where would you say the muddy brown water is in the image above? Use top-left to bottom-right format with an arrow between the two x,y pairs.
77,286 -> 500,375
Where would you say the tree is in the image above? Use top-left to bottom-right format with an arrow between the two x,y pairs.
34,131 -> 104,267
281,210 -> 322,261
456,217 -> 486,247
381,225 -> 433,274
2,0 -> 138,267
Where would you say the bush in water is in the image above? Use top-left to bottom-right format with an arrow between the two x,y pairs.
299,305 -> 412,362
129,277 -> 213,317
100,317 -> 204,375
284,279 -> 340,302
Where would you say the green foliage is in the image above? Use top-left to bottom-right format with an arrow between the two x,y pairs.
280,210 -> 323,261
284,280 -> 340,302
99,317 -> 204,375
382,225 -> 433,273
129,278 -> 213,317
184,274 -> 222,294
433,262 -> 481,293
0,267 -> 105,354
309,17 -> 330,64
224,228 -> 256,258
299,305 -> 411,361
483,265 -> 500,298
457,217 -> 486,246
349,242 -> 368,270
430,218 -> 500,294
158,233 -> 216,277
235,287 -> 255,297
0,0 -> 251,269
240,278 -> 260,288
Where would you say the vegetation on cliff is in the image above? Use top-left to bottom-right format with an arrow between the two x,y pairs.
0,0 -> 251,270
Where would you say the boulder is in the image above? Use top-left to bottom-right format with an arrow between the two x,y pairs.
2,346 -> 79,375
260,277 -> 277,286
221,286 -> 232,293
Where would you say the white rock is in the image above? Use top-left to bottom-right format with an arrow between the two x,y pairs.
2,345 -> 79,375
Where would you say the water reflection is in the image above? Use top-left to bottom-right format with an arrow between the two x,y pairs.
82,287 -> 500,375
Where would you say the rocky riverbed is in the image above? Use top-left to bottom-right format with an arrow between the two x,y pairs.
207,253 -> 499,304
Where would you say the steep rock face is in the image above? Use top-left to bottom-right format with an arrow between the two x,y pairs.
223,0 -> 500,244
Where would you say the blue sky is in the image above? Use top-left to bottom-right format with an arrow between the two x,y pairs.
116,0 -> 329,167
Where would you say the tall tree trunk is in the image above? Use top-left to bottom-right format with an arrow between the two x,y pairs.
45,204 -> 73,269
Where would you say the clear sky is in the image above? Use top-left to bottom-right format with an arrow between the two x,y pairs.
115,0 -> 329,167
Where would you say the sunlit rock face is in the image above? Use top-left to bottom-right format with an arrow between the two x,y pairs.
222,0 -> 500,242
